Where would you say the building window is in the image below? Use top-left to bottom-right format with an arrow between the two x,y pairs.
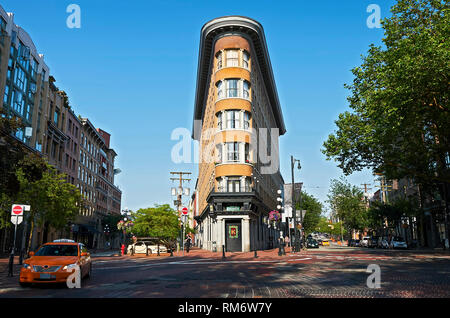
227,177 -> 241,192
217,112 -> 223,130
217,79 -> 251,100
243,81 -> 250,99
226,50 -> 239,67
226,110 -> 240,129
243,51 -> 250,69
226,79 -> 239,98
54,109 -> 59,125
244,112 -> 250,129
245,143 -> 250,163
217,51 -> 222,69
226,142 -> 239,162
217,81 -> 223,99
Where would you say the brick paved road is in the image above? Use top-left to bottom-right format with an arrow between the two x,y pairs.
1,246 -> 449,298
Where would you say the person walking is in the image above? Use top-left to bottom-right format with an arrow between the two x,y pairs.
184,235 -> 192,253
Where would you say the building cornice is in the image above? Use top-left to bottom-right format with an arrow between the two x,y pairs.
192,16 -> 286,140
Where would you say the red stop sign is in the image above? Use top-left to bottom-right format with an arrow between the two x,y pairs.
182,207 -> 188,215
12,205 -> 23,215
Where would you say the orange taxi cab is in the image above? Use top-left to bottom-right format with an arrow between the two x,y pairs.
19,239 -> 92,287
321,239 -> 330,246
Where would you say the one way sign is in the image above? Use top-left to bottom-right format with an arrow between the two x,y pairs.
11,204 -> 30,225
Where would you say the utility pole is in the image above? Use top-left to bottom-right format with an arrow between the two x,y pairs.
170,172 -> 191,253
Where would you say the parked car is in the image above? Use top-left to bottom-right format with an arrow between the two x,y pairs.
379,237 -> 390,249
19,239 -> 92,287
390,236 -> 408,249
321,239 -> 330,246
368,236 -> 379,248
317,239 -> 323,246
128,241 -> 168,255
360,236 -> 371,247
306,238 -> 319,248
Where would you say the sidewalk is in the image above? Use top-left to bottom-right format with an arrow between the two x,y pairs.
126,247 -> 296,261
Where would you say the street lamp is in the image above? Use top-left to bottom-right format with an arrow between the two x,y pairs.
291,156 -> 302,253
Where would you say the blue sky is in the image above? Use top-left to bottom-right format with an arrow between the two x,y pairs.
3,0 -> 396,213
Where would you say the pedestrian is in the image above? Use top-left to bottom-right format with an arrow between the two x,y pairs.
184,235 -> 192,253
284,235 -> 290,252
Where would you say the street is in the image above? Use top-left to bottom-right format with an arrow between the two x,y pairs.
1,244 -> 449,298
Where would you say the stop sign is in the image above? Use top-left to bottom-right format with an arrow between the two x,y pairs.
12,205 -> 23,215
181,207 -> 188,215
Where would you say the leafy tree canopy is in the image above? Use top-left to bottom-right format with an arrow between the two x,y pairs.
322,0 -> 450,188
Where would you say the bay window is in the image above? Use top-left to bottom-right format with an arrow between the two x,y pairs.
216,79 -> 251,100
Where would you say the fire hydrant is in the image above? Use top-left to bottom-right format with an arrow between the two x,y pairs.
121,244 -> 125,256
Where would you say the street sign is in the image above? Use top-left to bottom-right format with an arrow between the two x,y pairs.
11,215 -> 23,225
181,207 -> 188,215
11,205 -> 23,216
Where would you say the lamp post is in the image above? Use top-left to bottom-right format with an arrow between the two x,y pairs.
277,190 -> 285,256
291,156 -> 301,253
121,208 -> 131,254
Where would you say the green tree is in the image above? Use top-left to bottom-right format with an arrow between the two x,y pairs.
322,0 -> 449,186
131,204 -> 179,247
327,177 -> 368,234
295,192 -> 323,235
368,197 -> 422,232
15,155 -> 83,251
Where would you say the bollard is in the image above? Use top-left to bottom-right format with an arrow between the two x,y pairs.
8,252 -> 14,277
222,245 -> 226,259
254,250 -> 258,258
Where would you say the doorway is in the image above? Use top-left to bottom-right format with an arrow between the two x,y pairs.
225,220 -> 242,252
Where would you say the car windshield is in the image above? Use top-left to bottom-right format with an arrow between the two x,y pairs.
35,244 -> 78,256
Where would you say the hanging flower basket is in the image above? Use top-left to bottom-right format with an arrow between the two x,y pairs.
268,210 -> 281,222
117,220 -> 134,231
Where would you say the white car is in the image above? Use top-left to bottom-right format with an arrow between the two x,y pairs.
360,236 -> 371,247
390,237 -> 408,249
127,241 -> 168,254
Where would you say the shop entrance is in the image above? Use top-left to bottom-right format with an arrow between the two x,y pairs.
225,220 -> 242,252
